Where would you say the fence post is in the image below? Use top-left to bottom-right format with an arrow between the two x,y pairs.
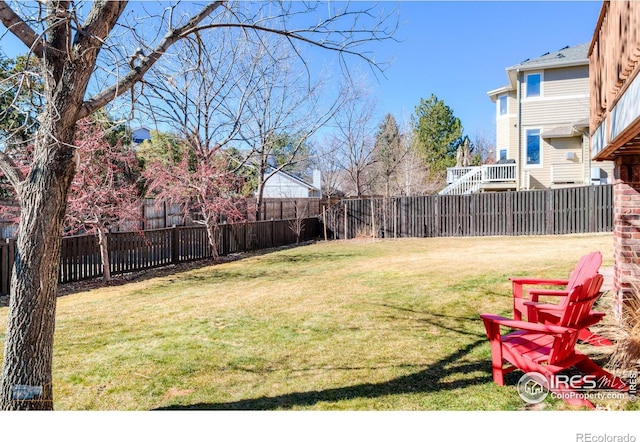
589,186 -> 596,233
271,220 -> 275,247
434,195 -> 441,237
164,201 -> 168,229
344,204 -> 348,240
370,198 -> 376,238
171,225 -> 179,264
393,198 -> 397,239
506,191 -> 514,236
546,189 -> 554,235
323,206 -> 328,241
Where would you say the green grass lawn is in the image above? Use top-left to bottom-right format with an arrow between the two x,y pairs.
0,233 -> 628,410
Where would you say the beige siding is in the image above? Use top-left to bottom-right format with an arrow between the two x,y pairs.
521,134 -> 585,188
548,137 -> 584,184
521,98 -> 589,126
507,93 -> 517,113
544,66 -> 589,97
495,91 -> 518,162
520,66 -> 589,128
508,120 -> 518,160
583,134 -> 590,181
496,117 -> 514,150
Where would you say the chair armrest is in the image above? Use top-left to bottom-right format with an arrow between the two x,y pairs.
527,288 -> 569,296
527,288 -> 569,303
523,301 -> 564,311
480,313 -> 574,335
510,278 -> 569,320
509,277 -> 569,286
524,301 -> 564,323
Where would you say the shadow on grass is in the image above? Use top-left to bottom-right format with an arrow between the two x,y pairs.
375,302 -> 489,338
154,338 -> 490,410
53,241 -> 316,300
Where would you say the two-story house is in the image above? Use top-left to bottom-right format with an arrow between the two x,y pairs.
487,42 -> 614,191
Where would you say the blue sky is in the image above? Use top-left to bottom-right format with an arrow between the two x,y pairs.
371,1 -> 603,139
0,1 -> 604,142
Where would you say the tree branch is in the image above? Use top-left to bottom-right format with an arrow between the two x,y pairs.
0,1 -> 44,57
78,1 -> 225,119
72,0 -> 128,55
0,150 -> 25,195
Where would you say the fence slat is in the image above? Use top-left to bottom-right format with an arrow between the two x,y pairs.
342,185 -> 613,240
0,218 -> 321,297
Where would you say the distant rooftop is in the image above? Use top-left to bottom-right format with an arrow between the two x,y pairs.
488,42 -> 591,98
508,42 -> 590,71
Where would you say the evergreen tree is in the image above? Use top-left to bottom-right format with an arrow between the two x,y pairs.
412,94 -> 463,174
374,113 -> 402,197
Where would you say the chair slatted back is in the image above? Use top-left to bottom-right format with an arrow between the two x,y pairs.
548,274 -> 604,365
554,252 -> 602,311
567,252 -> 602,291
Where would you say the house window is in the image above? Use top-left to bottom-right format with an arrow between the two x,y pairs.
499,149 -> 507,161
526,73 -> 541,98
526,129 -> 541,165
498,95 -> 507,116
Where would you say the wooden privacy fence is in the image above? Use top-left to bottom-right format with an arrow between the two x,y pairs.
0,197 -> 325,239
0,217 -> 320,296
325,185 -> 614,239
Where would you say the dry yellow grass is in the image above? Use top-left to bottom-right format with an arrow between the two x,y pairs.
0,233 -> 622,410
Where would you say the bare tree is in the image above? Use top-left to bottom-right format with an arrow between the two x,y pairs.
142,27 -> 256,152
315,135 -> 347,198
287,198 -> 309,243
0,1 -> 396,410
331,78 -> 379,197
238,36 -> 344,220
471,128 -> 497,164
396,119 -> 433,196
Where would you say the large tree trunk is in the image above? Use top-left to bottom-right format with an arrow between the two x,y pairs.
0,128 -> 76,410
0,0 -> 219,412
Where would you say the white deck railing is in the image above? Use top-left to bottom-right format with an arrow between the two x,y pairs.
441,164 -> 516,195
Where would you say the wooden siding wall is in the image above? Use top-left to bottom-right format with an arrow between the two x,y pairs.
0,218 -> 321,296
326,185 -> 613,240
590,0 -> 640,133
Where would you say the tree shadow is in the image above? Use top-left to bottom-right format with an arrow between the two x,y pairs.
155,337 -> 491,410
152,298 -> 507,410
53,241 -> 316,300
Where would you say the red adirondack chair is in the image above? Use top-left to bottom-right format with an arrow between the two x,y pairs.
481,274 -> 624,409
509,251 -> 611,346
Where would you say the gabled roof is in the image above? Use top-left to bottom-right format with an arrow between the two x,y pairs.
507,42 -> 590,72
266,167 -> 318,191
489,42 -> 590,98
